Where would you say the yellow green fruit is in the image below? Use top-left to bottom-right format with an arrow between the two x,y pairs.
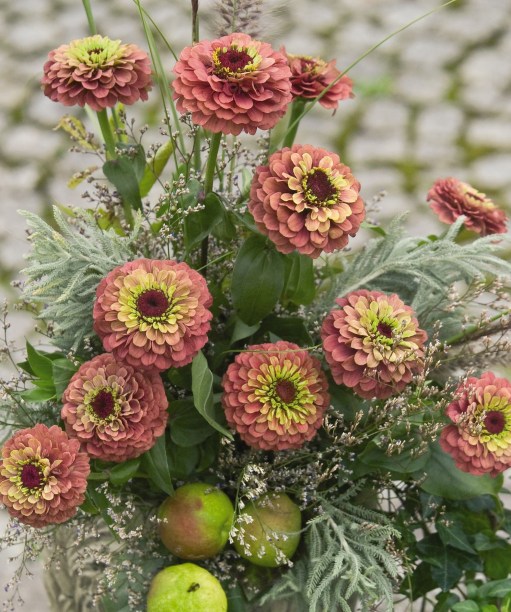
158,482 -> 234,560
147,563 -> 227,612
233,492 -> 302,567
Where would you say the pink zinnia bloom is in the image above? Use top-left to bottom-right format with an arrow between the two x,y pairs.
42,35 -> 152,111
440,371 -> 511,477
285,51 -> 353,110
222,341 -> 329,451
321,290 -> 427,400
427,177 -> 507,236
0,424 -> 90,528
93,258 -> 212,371
249,144 -> 365,258
172,33 -> 292,135
62,353 -> 168,462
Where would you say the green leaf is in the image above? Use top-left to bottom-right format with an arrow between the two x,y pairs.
167,440 -> 201,479
52,358 -> 79,398
358,439 -> 430,475
183,189 -> 224,251
169,399 -> 215,447
420,441 -> 503,500
282,252 -> 316,305
436,519 -> 475,554
231,234 -> 286,325
452,603 -> 480,612
109,458 -> 141,486
19,387 -> 56,402
26,340 -> 53,379
103,157 -> 143,211
191,351 -> 233,440
259,315 -> 313,346
434,592 -> 460,612
141,434 -> 174,495
482,545 -> 511,580
139,140 -> 174,197
477,579 -> 511,599
230,317 -> 260,345
481,606 -> 499,612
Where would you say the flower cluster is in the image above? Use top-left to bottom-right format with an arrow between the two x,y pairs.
440,372 -> 511,476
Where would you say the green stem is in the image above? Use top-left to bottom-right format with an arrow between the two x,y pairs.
445,309 -> 511,346
96,109 -> 116,159
200,132 -> 222,269
81,0 -> 97,35
282,99 -> 306,149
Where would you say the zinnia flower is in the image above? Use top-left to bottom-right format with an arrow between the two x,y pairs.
93,258 -> 212,371
321,290 -> 427,400
248,144 -> 365,258
62,353 -> 168,462
42,35 -> 152,111
285,52 -> 353,110
440,371 -> 511,476
172,33 -> 292,135
427,177 -> 507,236
0,424 -> 90,528
222,341 -> 329,451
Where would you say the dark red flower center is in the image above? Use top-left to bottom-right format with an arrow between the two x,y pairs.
305,170 -> 337,204
137,289 -> 169,318
21,464 -> 42,490
275,380 -> 296,404
91,390 -> 116,419
484,410 -> 506,434
217,48 -> 252,73
377,322 -> 393,338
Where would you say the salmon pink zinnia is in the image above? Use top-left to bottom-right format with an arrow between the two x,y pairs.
93,258 -> 212,371
249,144 -> 364,258
440,371 -> 511,476
172,33 -> 292,135
321,290 -> 427,400
222,341 -> 329,451
42,35 -> 152,111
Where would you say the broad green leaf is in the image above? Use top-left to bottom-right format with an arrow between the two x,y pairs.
167,440 -> 200,479
169,398 -> 215,447
191,351 -> 233,440
481,606 -> 499,612
52,357 -> 79,398
103,157 -> 143,211
141,433 -> 174,495
451,602 -> 480,612
230,317 -> 260,345
139,139 -> 174,197
231,234 -> 286,325
420,441 -> 503,500
259,315 -> 313,346
184,191 -> 224,251
282,252 -> 316,305
19,386 -> 56,402
482,545 -> 511,580
436,519 -> 475,554
26,340 -> 53,379
478,579 -> 511,599
434,592 -> 460,612
358,439 -> 430,475
109,458 -> 141,486
430,550 -> 463,592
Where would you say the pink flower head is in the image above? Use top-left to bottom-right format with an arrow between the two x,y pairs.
0,424 -> 90,528
249,144 -> 365,258
427,177 -> 507,236
42,35 -> 152,111
321,290 -> 427,400
93,258 -> 213,371
172,33 -> 292,135
62,353 -> 168,462
222,341 -> 329,451
285,51 -> 353,110
440,371 -> 511,477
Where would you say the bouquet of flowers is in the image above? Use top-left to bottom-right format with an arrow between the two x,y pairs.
2,0 -> 511,610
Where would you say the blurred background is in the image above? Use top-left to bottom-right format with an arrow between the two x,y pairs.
0,0 -> 510,608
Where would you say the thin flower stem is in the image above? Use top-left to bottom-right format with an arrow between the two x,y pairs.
200,132 -> 222,269
275,0 -> 458,151
444,309 -> 511,346
191,0 -> 199,43
282,99 -> 306,149
81,0 -> 97,35
96,109 -> 117,159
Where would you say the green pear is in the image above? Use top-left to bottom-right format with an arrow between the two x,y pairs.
158,482 -> 234,560
233,492 -> 302,567
147,563 -> 227,612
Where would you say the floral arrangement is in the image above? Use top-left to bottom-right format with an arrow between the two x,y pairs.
2,0 -> 511,610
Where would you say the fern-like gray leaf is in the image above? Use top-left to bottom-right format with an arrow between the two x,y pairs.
20,207 -> 140,352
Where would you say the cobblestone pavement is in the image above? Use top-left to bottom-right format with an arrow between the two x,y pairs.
1,0 -> 511,608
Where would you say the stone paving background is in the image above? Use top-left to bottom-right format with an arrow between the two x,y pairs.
1,0 -> 511,608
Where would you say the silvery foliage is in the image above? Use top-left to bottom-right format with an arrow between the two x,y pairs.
20,207 -> 140,352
